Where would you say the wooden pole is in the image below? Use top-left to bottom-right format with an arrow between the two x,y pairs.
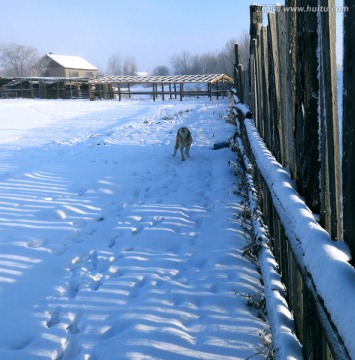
285,0 -> 297,180
260,26 -> 270,148
249,5 -> 263,52
294,0 -> 320,215
255,35 -> 263,134
237,64 -> 244,102
276,8 -> 288,167
234,43 -> 240,95
89,83 -> 92,100
268,12 -> 282,163
318,0 -> 342,240
343,0 -> 355,259
30,80 -> 34,99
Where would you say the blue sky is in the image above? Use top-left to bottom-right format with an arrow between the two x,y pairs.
0,0 -> 344,72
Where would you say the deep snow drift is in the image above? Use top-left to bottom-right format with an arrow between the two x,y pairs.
0,98 -> 268,360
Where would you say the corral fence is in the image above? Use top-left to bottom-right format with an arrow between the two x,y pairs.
0,74 -> 233,101
230,1 -> 354,359
88,74 -> 233,101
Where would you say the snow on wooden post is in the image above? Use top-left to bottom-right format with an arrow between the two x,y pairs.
318,0 -> 342,240
342,0 -> 355,261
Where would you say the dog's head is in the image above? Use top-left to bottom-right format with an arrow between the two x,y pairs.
178,127 -> 190,138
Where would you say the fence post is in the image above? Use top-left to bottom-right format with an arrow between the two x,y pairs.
318,0 -> 342,240
267,12 -> 282,163
249,5 -> 262,52
237,64 -> 244,103
343,0 -> 355,260
285,0 -> 297,179
294,0 -> 320,215
247,5 -> 263,110
234,43 -> 241,96
260,27 -> 270,149
276,8 -> 288,167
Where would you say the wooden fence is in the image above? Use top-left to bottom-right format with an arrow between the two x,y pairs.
231,1 -> 354,359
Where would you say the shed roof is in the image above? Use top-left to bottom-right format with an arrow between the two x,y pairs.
89,74 -> 233,85
47,54 -> 98,71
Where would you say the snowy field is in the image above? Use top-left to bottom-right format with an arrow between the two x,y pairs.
0,98 -> 268,360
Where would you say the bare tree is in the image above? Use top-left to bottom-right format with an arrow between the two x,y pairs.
217,31 -> 250,77
218,39 -> 237,77
0,43 -> 41,76
123,56 -> 137,76
190,55 -> 204,74
170,51 -> 193,75
237,29 -> 250,68
33,56 -> 50,76
199,52 -> 218,74
107,54 -> 123,75
152,65 -> 170,76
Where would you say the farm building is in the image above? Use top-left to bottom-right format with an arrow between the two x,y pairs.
44,53 -> 98,78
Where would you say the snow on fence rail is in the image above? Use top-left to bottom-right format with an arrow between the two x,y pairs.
230,1 -> 355,358
231,93 -> 354,360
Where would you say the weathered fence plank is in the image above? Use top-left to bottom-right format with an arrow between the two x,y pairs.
260,27 -> 270,149
342,0 -> 355,261
276,8 -> 287,167
267,12 -> 282,163
285,0 -> 297,179
294,0 -> 320,215
318,0 -> 342,240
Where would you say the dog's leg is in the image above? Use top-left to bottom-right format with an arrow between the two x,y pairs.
173,140 -> 179,157
180,145 -> 186,161
185,145 -> 191,158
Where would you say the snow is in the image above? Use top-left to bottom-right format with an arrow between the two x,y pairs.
241,113 -> 355,359
46,54 -> 98,70
231,125 -> 303,360
0,98 -> 269,359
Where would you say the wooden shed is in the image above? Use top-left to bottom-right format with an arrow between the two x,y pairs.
0,76 -> 90,99
88,74 -> 234,101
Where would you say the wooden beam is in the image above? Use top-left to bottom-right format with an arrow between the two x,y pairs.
342,0 -> 355,259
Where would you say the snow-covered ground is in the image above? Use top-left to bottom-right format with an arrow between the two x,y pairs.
0,98 -> 268,360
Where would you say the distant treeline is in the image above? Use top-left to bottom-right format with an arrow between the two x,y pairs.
0,31 -> 249,78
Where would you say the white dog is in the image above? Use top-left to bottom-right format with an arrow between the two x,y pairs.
173,127 -> 192,161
